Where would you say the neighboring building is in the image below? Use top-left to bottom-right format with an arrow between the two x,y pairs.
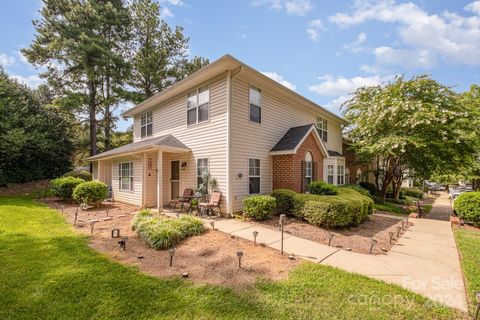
88,54 -> 347,215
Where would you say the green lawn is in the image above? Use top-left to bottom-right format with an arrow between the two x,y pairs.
453,226 -> 480,314
0,196 -> 464,320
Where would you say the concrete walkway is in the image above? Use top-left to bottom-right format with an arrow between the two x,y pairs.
427,192 -> 452,221
199,205 -> 467,311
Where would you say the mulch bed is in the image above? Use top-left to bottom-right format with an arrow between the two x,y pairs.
45,198 -> 299,286
250,212 -> 410,255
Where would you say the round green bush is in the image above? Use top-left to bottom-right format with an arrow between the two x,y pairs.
242,195 -> 276,220
51,176 -> 85,201
454,192 -> 480,226
293,188 -> 373,227
308,181 -> 338,195
73,181 -> 107,206
271,189 -> 297,214
63,170 -> 92,181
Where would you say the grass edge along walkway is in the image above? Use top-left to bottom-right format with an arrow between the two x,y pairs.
0,196 -> 465,320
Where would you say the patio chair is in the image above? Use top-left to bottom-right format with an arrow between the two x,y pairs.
199,191 -> 222,216
169,188 -> 194,212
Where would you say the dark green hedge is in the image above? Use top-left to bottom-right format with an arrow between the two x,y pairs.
454,192 -> 480,226
271,189 -> 297,214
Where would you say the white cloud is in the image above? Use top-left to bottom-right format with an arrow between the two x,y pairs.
308,74 -> 386,96
465,1 -> 480,15
0,53 -> 16,66
329,0 -> 480,67
238,33 -> 247,40
262,71 -> 296,91
11,74 -> 43,88
162,0 -> 185,6
306,19 -> 325,41
160,7 -> 174,18
343,32 -> 367,53
251,0 -> 312,16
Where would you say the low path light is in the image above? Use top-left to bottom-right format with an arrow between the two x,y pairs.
327,232 -> 334,246
401,219 -> 407,230
61,205 -> 64,213
236,250 -> 244,268
88,220 -> 98,234
118,237 -> 127,251
369,238 -> 378,254
396,226 -> 402,237
169,248 -> 176,266
389,231 -> 395,244
106,209 -> 110,217
253,231 -> 259,246
210,221 -> 215,230
74,205 -> 79,225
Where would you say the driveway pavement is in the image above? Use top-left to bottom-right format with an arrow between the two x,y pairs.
196,195 -> 467,311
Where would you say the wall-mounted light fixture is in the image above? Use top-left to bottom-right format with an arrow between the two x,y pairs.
181,161 -> 187,170
237,172 -> 243,178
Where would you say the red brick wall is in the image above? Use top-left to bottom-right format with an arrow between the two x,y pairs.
272,132 -> 324,192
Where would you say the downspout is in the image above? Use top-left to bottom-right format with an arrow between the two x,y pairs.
226,70 -> 233,216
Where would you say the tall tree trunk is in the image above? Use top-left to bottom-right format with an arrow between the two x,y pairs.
104,106 -> 111,151
88,81 -> 97,172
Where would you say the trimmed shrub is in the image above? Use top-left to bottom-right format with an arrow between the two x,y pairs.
51,176 -> 85,201
308,181 -> 338,195
63,170 -> 92,181
242,195 -> 276,220
271,189 -> 297,214
454,192 -> 480,226
359,182 -> 378,196
401,187 -> 423,199
73,181 -> 108,207
293,188 -> 374,227
340,184 -> 372,199
133,214 -> 204,249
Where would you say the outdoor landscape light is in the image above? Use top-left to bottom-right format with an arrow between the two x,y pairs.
405,215 -> 409,224
397,226 -> 402,237
176,212 -> 180,219
106,209 -> 110,217
210,221 -> 215,230
111,228 -> 120,238
401,220 -> 406,229
327,232 -> 335,246
389,231 -> 395,244
169,248 -> 176,266
182,272 -> 189,278
80,202 -> 88,211
181,162 -> 187,170
369,238 -> 378,254
253,231 -> 259,245
61,205 -> 64,213
118,237 -> 127,251
236,250 -> 243,268
89,220 -> 97,234
74,207 -> 79,225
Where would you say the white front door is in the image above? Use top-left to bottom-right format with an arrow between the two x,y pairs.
170,160 -> 180,200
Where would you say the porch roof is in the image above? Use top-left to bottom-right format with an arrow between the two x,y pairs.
269,124 -> 329,157
87,134 -> 190,161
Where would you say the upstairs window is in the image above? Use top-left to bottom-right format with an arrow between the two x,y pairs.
249,158 -> 260,194
327,165 -> 334,184
141,111 -> 153,138
249,86 -> 261,123
316,116 -> 328,142
187,85 -> 209,125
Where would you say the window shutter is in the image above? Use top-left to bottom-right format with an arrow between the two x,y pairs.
312,162 -> 317,181
301,161 -> 306,193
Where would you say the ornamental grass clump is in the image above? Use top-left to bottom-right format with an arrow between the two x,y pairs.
132,212 -> 204,249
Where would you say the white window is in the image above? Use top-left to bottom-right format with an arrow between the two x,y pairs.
315,116 -> 328,142
327,165 -> 334,184
249,86 -> 261,123
187,85 -> 209,125
197,158 -> 209,188
141,111 -> 153,139
337,165 -> 345,185
249,158 -> 260,194
305,152 -> 313,187
118,162 -> 133,191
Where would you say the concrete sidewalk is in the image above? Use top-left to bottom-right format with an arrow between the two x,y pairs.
202,207 -> 467,311
427,191 -> 452,221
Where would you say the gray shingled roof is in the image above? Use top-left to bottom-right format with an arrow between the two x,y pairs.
87,134 -> 189,160
328,150 -> 343,157
270,124 -> 315,152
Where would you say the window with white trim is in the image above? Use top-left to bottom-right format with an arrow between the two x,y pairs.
327,165 -> 334,184
315,116 -> 328,142
187,85 -> 209,125
119,162 -> 133,191
249,158 -> 260,194
337,165 -> 345,185
249,86 -> 261,123
305,152 -> 313,187
197,158 -> 209,188
141,111 -> 153,139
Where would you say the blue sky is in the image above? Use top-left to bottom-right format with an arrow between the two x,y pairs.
1,0 -> 480,131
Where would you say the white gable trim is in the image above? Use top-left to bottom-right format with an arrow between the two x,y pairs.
269,125 -> 329,157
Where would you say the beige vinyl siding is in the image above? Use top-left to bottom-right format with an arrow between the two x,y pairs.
112,156 -> 143,206
132,74 -> 229,211
144,152 -> 158,207
97,160 -> 112,186
92,162 -> 99,180
230,76 -> 344,211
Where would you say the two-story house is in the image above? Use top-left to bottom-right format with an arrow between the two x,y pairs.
88,54 -> 348,215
